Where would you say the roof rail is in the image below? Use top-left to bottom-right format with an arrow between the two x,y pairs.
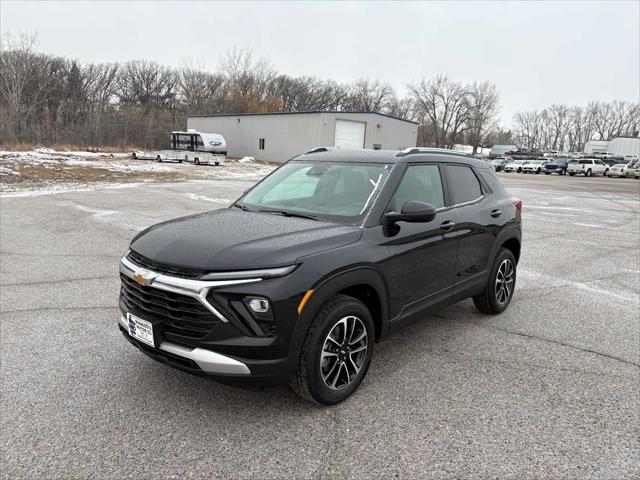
305,147 -> 334,154
396,147 -> 471,158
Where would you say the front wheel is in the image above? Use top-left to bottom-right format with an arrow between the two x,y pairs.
536,168 -> 541,174
585,169 -> 592,177
473,248 -> 516,314
194,158 -> 200,165
290,294 -> 374,405
569,172 -> 575,176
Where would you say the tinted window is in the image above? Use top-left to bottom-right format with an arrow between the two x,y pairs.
579,160 -> 591,164
393,164 -> 445,210
446,165 -> 483,204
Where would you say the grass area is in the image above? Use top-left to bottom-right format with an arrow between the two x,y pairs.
0,143 -> 142,153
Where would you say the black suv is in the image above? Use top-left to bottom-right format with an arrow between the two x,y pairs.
544,158 -> 570,175
119,148 -> 522,404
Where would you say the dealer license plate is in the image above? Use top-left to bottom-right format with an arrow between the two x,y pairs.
127,313 -> 155,348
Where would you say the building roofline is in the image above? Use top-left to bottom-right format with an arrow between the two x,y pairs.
187,110 -> 419,125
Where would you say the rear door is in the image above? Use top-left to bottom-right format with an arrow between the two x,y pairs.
444,164 -> 501,292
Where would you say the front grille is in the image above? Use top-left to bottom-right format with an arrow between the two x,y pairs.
120,273 -> 219,338
127,251 -> 204,279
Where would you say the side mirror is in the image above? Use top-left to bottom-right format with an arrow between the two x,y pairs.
384,201 -> 437,225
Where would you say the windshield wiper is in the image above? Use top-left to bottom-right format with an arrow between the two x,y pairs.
233,202 -> 252,211
256,209 -> 319,221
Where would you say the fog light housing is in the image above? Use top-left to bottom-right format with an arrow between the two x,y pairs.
247,297 -> 270,314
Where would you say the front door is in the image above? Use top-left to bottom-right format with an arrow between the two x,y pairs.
379,163 -> 459,321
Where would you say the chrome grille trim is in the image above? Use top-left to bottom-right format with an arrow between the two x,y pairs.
120,255 -> 261,323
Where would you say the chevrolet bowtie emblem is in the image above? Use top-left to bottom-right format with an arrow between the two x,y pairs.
133,269 -> 156,286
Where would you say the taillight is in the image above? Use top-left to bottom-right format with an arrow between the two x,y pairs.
513,197 -> 523,213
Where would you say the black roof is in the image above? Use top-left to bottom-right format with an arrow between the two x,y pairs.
187,110 -> 419,125
293,148 -> 489,169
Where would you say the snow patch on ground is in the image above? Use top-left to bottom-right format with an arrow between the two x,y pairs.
0,148 -> 277,197
184,193 -> 229,204
1,182 -> 144,198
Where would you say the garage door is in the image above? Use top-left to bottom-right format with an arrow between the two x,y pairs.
334,120 -> 365,149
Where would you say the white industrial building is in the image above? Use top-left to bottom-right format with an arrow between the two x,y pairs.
186,111 -> 418,162
584,137 -> 640,157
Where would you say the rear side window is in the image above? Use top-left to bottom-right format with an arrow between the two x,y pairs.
579,160 -> 591,164
393,164 -> 445,210
446,165 -> 483,204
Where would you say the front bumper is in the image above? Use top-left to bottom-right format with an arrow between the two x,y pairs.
118,315 -> 250,375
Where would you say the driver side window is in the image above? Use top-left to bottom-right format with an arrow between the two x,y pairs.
392,164 -> 445,211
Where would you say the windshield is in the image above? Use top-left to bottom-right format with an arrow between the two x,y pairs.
237,161 -> 392,225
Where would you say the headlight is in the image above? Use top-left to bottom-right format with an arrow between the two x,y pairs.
208,141 -> 222,146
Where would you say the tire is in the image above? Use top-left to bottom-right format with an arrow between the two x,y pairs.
569,172 -> 575,176
473,248 -> 517,315
536,168 -> 541,174
156,155 -> 161,162
214,161 -> 220,166
132,152 -> 137,159
517,168 -> 522,173
544,172 -> 550,175
585,169 -> 592,177
194,158 -> 200,165
604,169 -> 609,177
290,294 -> 375,405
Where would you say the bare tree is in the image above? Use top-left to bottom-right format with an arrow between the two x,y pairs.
467,81 -> 499,154
343,79 -> 395,112
0,33 -> 56,141
409,75 -> 471,148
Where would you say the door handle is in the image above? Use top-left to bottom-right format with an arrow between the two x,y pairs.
440,220 -> 456,231
490,209 -> 502,218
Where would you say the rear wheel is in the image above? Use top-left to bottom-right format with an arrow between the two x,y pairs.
194,158 -> 200,165
585,169 -> 592,177
290,294 -> 374,405
473,248 -> 516,314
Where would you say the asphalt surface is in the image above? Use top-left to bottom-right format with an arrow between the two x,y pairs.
1,172 -> 639,479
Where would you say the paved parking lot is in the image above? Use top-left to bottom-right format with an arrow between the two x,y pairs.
1,173 -> 639,479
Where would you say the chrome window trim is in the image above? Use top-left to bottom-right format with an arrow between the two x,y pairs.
120,255 -> 261,323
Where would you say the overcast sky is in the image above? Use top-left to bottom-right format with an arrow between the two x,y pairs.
1,0 -> 638,126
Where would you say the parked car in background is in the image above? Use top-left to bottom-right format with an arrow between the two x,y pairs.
607,163 -> 636,178
544,158 -> 570,175
602,156 -> 629,167
522,159 -> 548,174
567,158 -> 608,177
503,159 -> 527,173
491,158 -> 511,172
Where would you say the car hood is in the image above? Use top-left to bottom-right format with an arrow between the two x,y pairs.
129,208 -> 362,271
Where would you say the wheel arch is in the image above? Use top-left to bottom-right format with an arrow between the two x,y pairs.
491,227 -> 522,265
296,266 -> 390,347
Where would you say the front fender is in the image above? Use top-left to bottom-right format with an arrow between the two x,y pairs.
288,265 -> 390,357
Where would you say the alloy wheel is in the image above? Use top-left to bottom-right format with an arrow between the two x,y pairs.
320,316 -> 368,390
495,259 -> 515,304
